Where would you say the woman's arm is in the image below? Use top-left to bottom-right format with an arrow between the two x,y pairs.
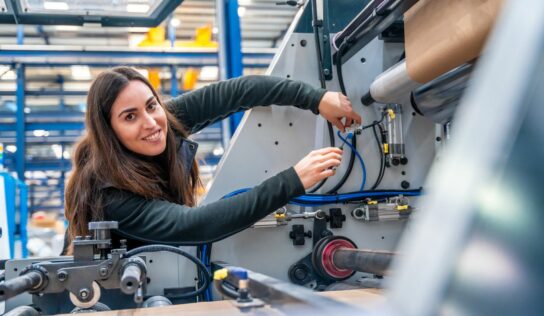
165,75 -> 326,134
103,167 -> 305,245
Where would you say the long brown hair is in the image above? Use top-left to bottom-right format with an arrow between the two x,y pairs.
65,67 -> 200,249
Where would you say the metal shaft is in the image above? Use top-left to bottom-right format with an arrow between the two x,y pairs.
332,248 -> 394,276
0,270 -> 44,301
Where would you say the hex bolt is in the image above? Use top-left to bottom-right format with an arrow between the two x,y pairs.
79,288 -> 89,299
323,69 -> 331,76
99,267 -> 108,277
57,271 -> 68,282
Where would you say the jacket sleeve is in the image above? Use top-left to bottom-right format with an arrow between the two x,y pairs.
165,75 -> 327,134
103,167 -> 305,245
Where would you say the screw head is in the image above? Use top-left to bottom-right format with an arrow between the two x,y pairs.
79,288 -> 89,299
323,69 -> 331,76
99,267 -> 108,276
57,271 -> 68,282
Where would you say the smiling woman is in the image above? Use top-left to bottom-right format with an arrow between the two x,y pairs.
62,66 -> 360,253
110,81 -> 168,156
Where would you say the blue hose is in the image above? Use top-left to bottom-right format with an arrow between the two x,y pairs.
337,131 -> 366,191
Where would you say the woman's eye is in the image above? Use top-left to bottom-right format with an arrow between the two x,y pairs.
147,103 -> 158,111
125,113 -> 135,121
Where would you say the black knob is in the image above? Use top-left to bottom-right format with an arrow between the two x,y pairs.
400,157 -> 408,165
392,158 -> 400,166
401,181 -> 410,189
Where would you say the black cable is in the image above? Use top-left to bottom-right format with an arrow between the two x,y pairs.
370,123 -> 385,190
324,44 -> 355,194
123,245 -> 211,300
376,123 -> 386,186
307,0 -> 335,193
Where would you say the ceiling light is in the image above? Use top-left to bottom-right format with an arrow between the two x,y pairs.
237,7 -> 246,18
43,1 -> 69,10
126,4 -> 150,13
200,66 -> 219,81
238,0 -> 252,5
70,65 -> 92,81
170,18 -> 180,27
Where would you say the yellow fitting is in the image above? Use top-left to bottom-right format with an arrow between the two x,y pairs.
367,200 -> 378,205
214,268 -> 228,280
274,213 -> 286,219
396,205 -> 409,212
387,109 -> 396,120
383,143 -> 389,154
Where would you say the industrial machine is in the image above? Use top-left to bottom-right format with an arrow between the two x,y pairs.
2,0 -> 544,315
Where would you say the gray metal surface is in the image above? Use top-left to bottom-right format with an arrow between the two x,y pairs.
203,2 -> 436,285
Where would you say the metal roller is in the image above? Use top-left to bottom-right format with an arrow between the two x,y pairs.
0,270 -> 45,301
410,63 -> 474,124
312,236 -> 395,281
332,248 -> 394,277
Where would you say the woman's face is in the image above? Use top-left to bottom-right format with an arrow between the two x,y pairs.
110,80 -> 168,156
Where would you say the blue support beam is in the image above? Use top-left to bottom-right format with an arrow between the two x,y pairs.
170,65 -> 178,97
15,64 -> 25,181
218,0 -> 244,136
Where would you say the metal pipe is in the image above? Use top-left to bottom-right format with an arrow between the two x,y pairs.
0,270 -> 44,301
366,60 -> 421,105
410,63 -> 474,124
332,248 -> 394,276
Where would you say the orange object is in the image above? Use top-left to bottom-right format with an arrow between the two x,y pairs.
148,70 -> 161,90
183,68 -> 199,91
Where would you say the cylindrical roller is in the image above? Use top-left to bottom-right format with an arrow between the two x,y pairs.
3,305 -> 40,316
142,296 -> 172,308
332,248 -> 394,276
0,270 -> 44,301
120,257 -> 146,295
411,63 -> 474,124
366,61 -> 421,105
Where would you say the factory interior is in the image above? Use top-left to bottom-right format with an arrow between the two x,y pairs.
1,0 -> 543,315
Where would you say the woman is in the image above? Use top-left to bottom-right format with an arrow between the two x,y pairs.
64,66 -> 361,252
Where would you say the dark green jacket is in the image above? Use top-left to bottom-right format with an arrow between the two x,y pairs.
102,75 -> 326,248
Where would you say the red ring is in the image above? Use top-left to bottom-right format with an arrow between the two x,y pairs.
321,239 -> 356,279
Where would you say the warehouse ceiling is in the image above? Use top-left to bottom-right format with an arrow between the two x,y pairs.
0,0 -> 299,48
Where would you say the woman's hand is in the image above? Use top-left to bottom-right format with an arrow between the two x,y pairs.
318,91 -> 362,132
294,147 -> 343,189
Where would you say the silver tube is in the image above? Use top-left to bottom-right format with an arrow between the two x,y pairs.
369,61 -> 421,104
411,63 -> 474,124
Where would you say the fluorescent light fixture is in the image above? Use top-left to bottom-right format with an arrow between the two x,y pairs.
126,4 -> 150,13
237,7 -> 246,18
135,68 -> 149,78
33,130 -> 50,137
24,107 -> 31,114
6,145 -> 17,153
212,147 -> 224,156
43,1 -> 69,10
52,144 -> 63,159
199,66 -> 219,81
55,25 -> 79,31
1,70 -> 16,80
170,18 -> 180,27
70,65 -> 92,81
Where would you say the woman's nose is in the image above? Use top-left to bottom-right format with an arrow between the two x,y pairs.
142,112 -> 158,128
